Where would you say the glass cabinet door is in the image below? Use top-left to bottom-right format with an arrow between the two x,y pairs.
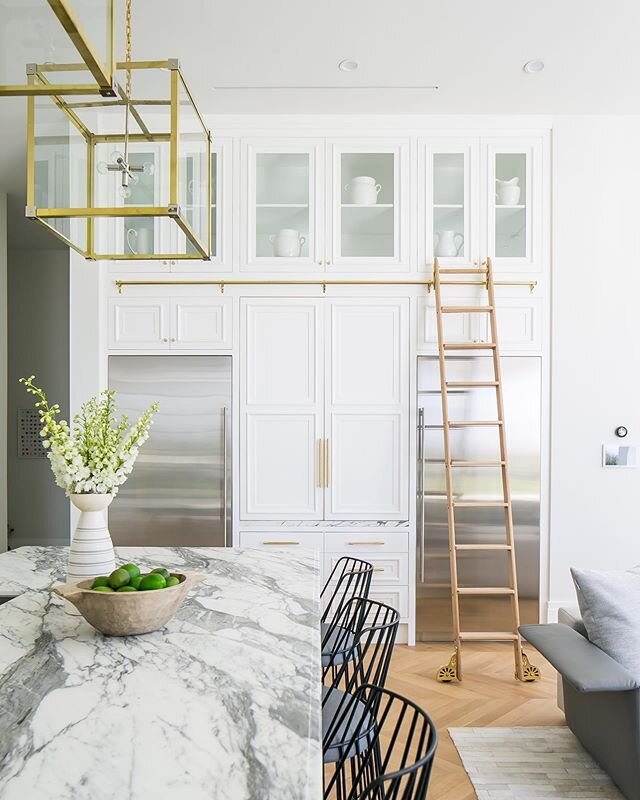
422,139 -> 478,268
242,140 -> 322,269
485,140 -> 541,269
328,141 -> 407,270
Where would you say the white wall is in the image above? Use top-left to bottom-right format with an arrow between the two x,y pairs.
0,193 -> 6,553
548,116 -> 640,615
7,248 -> 70,547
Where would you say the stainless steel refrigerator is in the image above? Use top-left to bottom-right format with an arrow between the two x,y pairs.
108,355 -> 232,547
416,356 -> 540,641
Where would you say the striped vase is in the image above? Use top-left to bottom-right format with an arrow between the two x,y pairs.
67,494 -> 116,612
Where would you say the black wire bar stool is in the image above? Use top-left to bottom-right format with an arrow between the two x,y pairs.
326,685 -> 438,800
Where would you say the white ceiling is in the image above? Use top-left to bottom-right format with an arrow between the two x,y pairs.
1,0 -> 640,244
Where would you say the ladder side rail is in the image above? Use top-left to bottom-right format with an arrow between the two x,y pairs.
433,258 -> 463,681
485,257 -> 525,681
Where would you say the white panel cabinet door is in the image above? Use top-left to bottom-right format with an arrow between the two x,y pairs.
108,297 -> 170,349
417,294 -> 483,350
241,299 -> 324,519
325,299 -> 409,519
171,297 -> 232,349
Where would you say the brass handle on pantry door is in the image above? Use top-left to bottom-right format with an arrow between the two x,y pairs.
317,438 -> 325,488
324,438 -> 330,487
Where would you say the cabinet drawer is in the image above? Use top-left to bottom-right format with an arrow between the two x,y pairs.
324,531 -> 409,553
239,531 -> 324,551
368,588 -> 409,621
325,553 -> 408,585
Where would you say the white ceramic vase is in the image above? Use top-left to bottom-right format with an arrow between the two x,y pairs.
68,494 -> 115,585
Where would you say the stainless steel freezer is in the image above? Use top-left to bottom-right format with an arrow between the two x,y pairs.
416,356 -> 541,641
108,355 -> 232,547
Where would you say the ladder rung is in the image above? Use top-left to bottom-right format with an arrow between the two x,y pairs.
437,268 -> 488,275
452,501 -> 509,508
443,342 -> 496,350
441,305 -> 494,313
455,544 -> 512,551
446,381 -> 499,388
459,632 -> 519,641
448,420 -> 503,427
457,587 -> 515,595
450,460 -> 505,467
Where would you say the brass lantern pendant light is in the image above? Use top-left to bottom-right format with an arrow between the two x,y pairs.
23,0 -> 212,261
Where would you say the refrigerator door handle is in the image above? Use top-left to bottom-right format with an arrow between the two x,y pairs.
223,406 -> 229,547
418,407 -> 426,584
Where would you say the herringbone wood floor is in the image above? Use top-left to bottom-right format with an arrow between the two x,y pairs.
385,642 -> 565,799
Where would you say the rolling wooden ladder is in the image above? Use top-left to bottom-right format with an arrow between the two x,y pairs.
432,256 -> 540,683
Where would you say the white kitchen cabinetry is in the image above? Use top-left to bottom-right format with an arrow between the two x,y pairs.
240,297 -> 409,521
327,139 -> 409,270
417,292 -> 542,353
240,140 -> 324,270
420,135 -> 545,272
108,296 -> 232,350
325,300 -> 408,518
241,299 -> 325,519
240,138 -> 409,271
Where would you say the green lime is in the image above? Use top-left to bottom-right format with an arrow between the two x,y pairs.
116,585 -> 137,592
129,575 -> 143,590
139,573 -> 167,591
151,568 -> 170,580
165,576 -> 180,588
121,563 -> 141,580
107,568 -> 131,590
93,585 -> 114,593
91,576 -> 110,589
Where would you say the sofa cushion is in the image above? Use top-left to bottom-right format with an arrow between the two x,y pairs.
571,566 -> 640,679
558,606 -> 587,638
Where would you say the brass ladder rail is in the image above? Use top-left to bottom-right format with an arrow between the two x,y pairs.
433,257 -> 541,684
115,277 -> 538,294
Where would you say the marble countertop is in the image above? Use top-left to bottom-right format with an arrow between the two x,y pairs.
0,546 -> 322,800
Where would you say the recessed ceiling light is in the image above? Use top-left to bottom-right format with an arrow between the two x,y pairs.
523,59 -> 545,74
338,59 -> 359,72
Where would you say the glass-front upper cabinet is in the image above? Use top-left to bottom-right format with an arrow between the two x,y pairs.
327,140 -> 408,271
173,137 -> 232,272
484,139 -> 542,270
241,139 -> 323,270
420,138 -> 479,268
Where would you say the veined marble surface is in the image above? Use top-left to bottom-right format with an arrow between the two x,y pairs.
0,546 -> 322,800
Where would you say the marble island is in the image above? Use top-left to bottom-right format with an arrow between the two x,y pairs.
0,546 -> 322,800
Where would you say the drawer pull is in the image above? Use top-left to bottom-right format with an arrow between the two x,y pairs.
347,541 -> 385,546
262,540 -> 301,546
373,567 -> 385,573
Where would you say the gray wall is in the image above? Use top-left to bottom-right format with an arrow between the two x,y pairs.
0,194 -> 6,552
7,248 -> 70,547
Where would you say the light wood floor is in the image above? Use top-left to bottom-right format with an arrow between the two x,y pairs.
385,642 -> 565,800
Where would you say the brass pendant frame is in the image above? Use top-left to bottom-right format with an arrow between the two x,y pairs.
0,0 -> 117,98
25,60 -> 212,261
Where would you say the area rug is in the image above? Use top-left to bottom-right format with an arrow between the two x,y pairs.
449,727 -> 623,799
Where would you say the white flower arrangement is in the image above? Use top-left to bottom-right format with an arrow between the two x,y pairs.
20,376 -> 159,496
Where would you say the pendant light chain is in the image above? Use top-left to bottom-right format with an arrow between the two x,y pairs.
125,0 -> 133,101
123,0 -> 133,163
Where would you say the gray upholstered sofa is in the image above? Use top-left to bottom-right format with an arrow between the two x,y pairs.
521,611 -> 640,800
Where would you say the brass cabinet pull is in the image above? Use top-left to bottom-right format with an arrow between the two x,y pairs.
262,541 -> 301,546
373,567 -> 385,572
347,541 -> 385,546
325,438 -> 330,487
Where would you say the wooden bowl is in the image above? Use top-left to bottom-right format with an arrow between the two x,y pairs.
53,572 -> 206,636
